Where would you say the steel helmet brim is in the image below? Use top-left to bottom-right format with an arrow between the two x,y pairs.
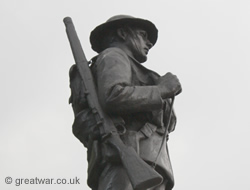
90,15 -> 158,53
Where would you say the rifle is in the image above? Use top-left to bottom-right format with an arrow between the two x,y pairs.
63,17 -> 163,190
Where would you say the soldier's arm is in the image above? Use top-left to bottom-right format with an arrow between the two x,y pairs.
96,48 -> 164,114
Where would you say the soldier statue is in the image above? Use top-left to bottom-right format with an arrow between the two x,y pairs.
67,15 -> 182,190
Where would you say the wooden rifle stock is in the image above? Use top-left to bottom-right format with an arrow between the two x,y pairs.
63,17 -> 163,190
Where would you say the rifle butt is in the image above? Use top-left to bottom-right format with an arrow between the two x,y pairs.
63,17 -> 88,65
107,135 -> 163,190
122,147 -> 162,190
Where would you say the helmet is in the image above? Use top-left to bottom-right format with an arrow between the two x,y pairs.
90,15 -> 158,53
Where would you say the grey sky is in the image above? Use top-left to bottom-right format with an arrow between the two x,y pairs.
1,0 -> 250,189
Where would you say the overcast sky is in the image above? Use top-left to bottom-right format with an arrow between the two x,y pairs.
1,0 -> 250,189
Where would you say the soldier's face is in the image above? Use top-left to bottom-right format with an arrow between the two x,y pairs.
126,28 -> 153,63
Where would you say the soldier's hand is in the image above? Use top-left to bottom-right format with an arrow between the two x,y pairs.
156,72 -> 182,98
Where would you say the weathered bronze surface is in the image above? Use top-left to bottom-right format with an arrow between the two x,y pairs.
65,15 -> 182,190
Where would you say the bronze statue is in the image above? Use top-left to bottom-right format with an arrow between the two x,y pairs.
64,15 -> 182,190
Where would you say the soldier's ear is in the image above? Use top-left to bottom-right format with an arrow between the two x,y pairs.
117,28 -> 127,41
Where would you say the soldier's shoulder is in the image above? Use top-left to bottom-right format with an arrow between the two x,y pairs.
100,47 -> 127,57
97,47 -> 129,63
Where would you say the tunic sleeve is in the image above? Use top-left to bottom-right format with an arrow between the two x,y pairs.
96,48 -> 163,114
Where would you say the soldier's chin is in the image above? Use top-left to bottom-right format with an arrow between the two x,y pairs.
136,55 -> 147,63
